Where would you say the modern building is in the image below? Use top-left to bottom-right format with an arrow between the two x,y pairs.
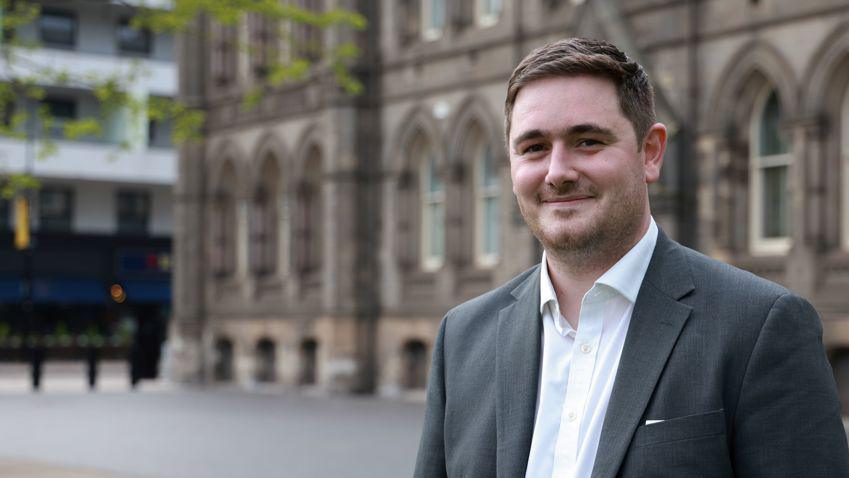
172,0 -> 849,408
0,0 -> 176,365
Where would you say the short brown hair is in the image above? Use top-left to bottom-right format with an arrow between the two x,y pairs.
504,37 -> 656,149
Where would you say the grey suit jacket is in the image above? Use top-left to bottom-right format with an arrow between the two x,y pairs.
414,231 -> 849,477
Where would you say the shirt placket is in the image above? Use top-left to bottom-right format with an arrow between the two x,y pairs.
551,289 -> 604,475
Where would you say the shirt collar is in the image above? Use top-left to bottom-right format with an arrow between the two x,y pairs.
539,217 -> 659,314
539,249 -> 558,316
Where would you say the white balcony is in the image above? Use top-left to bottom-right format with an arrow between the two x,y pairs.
0,138 -> 175,185
0,47 -> 176,97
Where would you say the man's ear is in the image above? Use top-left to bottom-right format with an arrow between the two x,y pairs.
642,123 -> 667,184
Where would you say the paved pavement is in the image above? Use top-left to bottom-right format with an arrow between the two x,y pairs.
3,361 -> 848,478
0,458 -> 138,478
0,361 -> 425,478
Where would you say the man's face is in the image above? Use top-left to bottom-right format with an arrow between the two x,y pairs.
509,75 -> 663,256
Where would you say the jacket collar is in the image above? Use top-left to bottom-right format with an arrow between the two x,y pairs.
591,229 -> 695,478
494,229 -> 695,478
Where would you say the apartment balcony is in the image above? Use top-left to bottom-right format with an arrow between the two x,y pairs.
0,137 -> 175,185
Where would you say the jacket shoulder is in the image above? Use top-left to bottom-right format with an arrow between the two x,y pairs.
443,265 -> 539,324
678,244 -> 790,296
673,241 -> 792,306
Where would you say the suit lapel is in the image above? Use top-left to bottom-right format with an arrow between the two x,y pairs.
591,232 -> 695,478
495,267 -> 542,478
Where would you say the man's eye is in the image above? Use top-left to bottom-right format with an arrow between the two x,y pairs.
522,144 -> 546,154
577,139 -> 603,148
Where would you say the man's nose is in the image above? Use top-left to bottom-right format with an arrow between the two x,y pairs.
545,143 -> 580,187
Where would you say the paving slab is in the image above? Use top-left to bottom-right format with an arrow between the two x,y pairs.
0,361 -> 425,478
0,458 -> 139,478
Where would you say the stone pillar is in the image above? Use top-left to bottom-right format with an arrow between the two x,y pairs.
169,18 -> 208,383
696,133 -> 719,258
709,133 -> 735,260
785,115 -> 826,297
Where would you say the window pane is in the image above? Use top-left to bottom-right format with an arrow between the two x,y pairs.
484,197 -> 499,256
40,11 -> 76,47
117,191 -> 150,234
39,188 -> 72,232
429,202 -> 444,258
0,198 -> 9,231
762,165 -> 788,238
117,19 -> 152,54
482,145 -> 498,187
148,97 -> 174,148
429,0 -> 445,31
483,0 -> 503,16
427,155 -> 443,193
42,97 -> 76,140
44,98 -> 76,119
759,91 -> 789,156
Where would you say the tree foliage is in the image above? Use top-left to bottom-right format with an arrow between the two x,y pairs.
0,0 -> 367,198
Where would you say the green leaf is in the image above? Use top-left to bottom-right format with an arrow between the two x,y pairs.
63,118 -> 102,139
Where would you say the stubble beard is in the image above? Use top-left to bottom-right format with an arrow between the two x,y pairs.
519,181 -> 647,275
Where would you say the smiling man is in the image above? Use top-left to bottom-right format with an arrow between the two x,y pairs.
414,38 -> 849,478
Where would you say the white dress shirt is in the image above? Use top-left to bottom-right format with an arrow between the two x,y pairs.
525,218 -> 658,478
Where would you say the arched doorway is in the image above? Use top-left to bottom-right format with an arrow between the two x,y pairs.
402,340 -> 428,390
254,338 -> 276,383
300,338 -> 318,385
213,337 -> 234,381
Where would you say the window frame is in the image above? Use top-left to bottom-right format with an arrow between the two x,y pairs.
474,141 -> 500,268
419,146 -> 445,271
116,17 -> 152,55
211,22 -> 238,88
212,190 -> 237,278
841,85 -> 849,251
39,9 -> 77,49
475,0 -> 502,27
293,0 -> 324,61
42,96 -> 77,140
749,86 -> 792,255
147,96 -> 174,149
421,0 -> 445,41
38,186 -> 73,233
0,197 -> 9,231
116,190 -> 151,235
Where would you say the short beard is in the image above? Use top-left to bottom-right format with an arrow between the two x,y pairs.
520,182 -> 647,276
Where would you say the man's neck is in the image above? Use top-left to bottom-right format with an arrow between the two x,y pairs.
545,216 -> 651,330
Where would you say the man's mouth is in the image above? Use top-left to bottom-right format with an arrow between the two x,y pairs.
541,195 -> 593,204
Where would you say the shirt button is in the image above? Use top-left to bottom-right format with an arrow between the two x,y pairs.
580,343 -> 592,354
567,410 -> 577,421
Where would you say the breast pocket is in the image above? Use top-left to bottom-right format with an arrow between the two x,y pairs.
621,409 -> 732,477
631,409 -> 726,448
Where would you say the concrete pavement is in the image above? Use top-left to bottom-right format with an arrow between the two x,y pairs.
3,362 -> 847,477
0,458 -> 138,478
0,361 -> 425,478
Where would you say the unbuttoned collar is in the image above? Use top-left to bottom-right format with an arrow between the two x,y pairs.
539,217 -> 659,316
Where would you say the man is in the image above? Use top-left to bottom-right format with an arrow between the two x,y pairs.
414,37 -> 849,478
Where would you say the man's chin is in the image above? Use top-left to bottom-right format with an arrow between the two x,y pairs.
537,226 -> 597,253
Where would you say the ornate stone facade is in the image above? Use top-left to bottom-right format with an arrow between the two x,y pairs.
172,0 -> 849,406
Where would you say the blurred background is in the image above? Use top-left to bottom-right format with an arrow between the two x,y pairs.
2,0 -> 849,476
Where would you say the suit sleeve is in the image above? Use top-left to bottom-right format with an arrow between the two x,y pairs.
732,293 -> 849,477
414,316 -> 449,478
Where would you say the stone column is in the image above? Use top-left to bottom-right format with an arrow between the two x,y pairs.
169,18 -> 208,383
785,115 -> 826,297
696,133 -> 718,257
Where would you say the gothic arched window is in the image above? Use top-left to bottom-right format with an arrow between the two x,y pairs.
749,87 -> 792,254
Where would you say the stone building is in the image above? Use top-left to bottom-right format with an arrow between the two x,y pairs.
171,0 -> 849,405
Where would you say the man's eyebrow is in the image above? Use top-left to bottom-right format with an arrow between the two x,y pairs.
511,129 -> 545,152
567,123 -> 617,139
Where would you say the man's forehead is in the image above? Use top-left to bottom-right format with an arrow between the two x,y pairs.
510,77 -> 623,137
